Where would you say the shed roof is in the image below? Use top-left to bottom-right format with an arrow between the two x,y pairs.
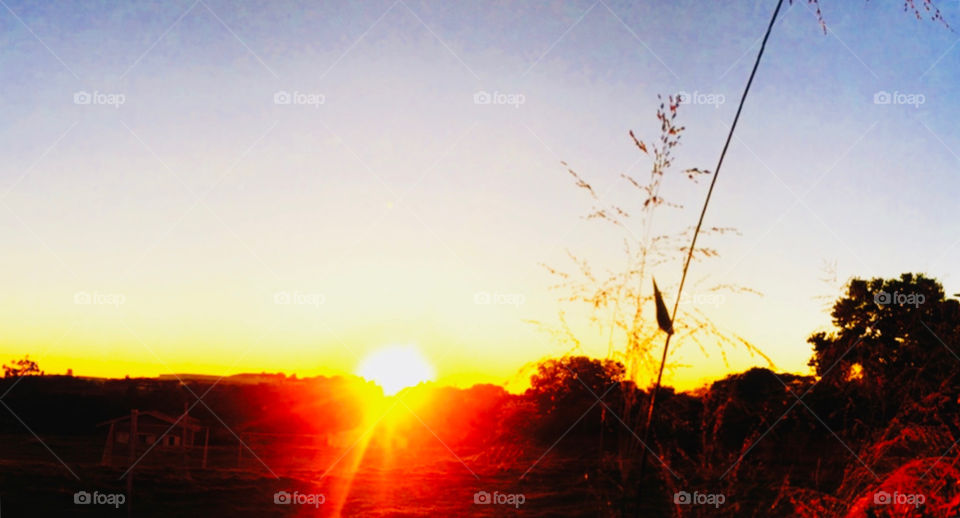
97,410 -> 203,431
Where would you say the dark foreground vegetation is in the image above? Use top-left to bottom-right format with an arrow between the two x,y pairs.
1,273 -> 958,517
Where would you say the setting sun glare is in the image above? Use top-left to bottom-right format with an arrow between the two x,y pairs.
356,345 -> 435,396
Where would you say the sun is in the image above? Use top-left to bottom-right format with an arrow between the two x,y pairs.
356,345 -> 435,396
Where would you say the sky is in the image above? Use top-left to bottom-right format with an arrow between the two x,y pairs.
0,0 -> 958,391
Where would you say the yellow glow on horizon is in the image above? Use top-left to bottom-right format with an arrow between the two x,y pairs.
356,345 -> 435,396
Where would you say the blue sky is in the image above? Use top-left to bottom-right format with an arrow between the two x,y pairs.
0,0 -> 958,389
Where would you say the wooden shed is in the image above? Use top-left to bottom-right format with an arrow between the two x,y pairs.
98,409 -> 206,465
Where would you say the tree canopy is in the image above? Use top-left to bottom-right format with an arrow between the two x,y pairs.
808,273 -> 960,401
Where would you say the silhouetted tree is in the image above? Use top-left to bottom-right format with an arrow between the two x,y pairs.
3,355 -> 42,378
529,356 -> 625,400
808,273 -> 960,409
523,356 -> 626,444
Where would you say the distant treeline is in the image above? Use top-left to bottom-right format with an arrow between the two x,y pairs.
2,273 -> 959,516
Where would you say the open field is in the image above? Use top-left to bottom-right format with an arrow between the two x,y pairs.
0,440 -> 605,517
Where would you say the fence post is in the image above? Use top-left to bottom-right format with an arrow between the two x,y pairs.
202,427 -> 209,469
127,409 -> 138,518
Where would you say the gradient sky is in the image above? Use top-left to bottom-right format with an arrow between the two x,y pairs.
0,0 -> 958,390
